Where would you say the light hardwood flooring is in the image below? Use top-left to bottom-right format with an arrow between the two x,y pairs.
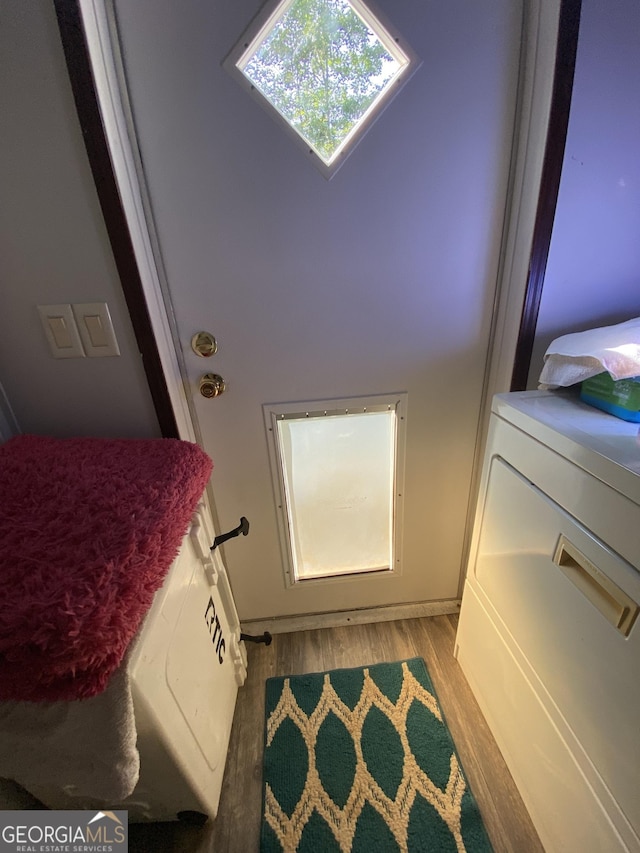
130,615 -> 543,852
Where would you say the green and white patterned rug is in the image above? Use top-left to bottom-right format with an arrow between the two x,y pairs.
260,658 -> 493,852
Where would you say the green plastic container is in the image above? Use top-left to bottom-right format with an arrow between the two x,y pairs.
580,372 -> 640,422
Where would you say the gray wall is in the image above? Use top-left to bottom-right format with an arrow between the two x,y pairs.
528,0 -> 640,387
0,1 -> 160,438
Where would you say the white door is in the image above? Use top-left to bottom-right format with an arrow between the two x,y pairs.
110,0 -> 522,621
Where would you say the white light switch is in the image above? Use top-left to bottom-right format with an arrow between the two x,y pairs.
38,304 -> 86,358
48,317 -> 74,349
83,314 -> 108,348
72,302 -> 120,357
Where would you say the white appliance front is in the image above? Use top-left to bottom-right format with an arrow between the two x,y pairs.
456,391 -> 640,853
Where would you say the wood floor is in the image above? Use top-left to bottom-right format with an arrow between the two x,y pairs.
130,615 -> 543,852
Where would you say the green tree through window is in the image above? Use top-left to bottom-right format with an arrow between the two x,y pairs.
241,0 -> 402,163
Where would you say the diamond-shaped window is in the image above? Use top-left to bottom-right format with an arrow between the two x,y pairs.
225,0 -> 417,177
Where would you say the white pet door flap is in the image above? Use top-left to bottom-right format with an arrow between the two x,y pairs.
264,394 -> 406,584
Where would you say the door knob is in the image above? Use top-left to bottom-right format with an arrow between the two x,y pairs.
199,373 -> 226,398
191,331 -> 218,358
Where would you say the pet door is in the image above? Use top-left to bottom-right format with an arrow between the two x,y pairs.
264,395 -> 406,583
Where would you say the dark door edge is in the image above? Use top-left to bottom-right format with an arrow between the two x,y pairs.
54,0 -> 179,438
511,0 -> 582,391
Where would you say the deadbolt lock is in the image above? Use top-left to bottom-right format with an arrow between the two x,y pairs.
191,331 -> 218,358
199,373 -> 226,398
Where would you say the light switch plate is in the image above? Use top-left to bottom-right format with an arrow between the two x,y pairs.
72,302 -> 120,357
37,304 -> 86,359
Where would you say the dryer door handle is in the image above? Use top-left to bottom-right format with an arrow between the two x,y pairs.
553,535 -> 638,636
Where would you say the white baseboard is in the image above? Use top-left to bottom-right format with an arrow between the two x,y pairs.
240,599 -> 461,636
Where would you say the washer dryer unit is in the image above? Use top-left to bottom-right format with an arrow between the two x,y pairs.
456,391 -> 640,853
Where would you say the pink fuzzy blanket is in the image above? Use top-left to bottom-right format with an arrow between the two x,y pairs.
0,435 -> 212,702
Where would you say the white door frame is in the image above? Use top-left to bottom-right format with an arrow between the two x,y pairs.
76,0 -> 563,598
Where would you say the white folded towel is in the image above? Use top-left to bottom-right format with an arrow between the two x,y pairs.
0,653 -> 139,805
539,317 -> 640,389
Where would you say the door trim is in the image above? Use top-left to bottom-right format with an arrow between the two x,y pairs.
457,0 -> 576,594
479,0 -> 573,408
510,0 -> 582,391
54,0 -> 194,442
